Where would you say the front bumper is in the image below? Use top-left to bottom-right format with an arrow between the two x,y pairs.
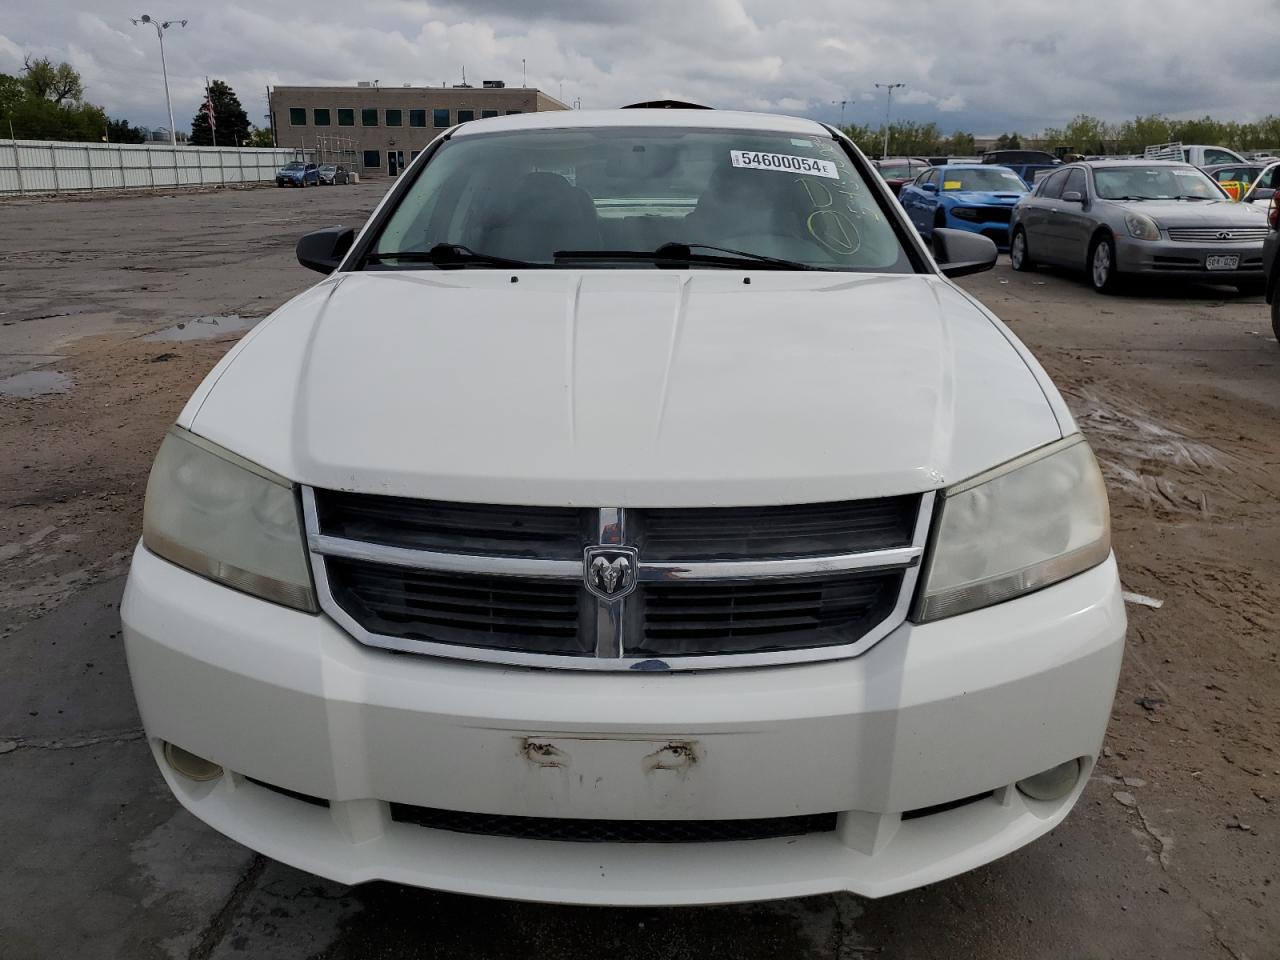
944,213 -> 1012,250
1116,237 -> 1265,280
122,544 -> 1126,905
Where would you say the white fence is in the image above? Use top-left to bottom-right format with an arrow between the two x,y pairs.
0,140 -> 309,196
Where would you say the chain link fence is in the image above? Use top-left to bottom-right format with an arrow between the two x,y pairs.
0,140 -> 310,196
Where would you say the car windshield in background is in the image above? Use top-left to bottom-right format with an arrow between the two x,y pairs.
369,127 -> 912,272
282,162 -> 305,170
1094,166 -> 1224,200
941,168 -> 1027,192
878,162 -> 914,178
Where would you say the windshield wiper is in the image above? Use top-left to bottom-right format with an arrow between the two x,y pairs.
1109,195 -> 1149,201
553,242 -> 822,271
1173,195 -> 1211,201
361,243 -> 538,269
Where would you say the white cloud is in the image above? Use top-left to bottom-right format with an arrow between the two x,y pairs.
1,0 -> 1277,135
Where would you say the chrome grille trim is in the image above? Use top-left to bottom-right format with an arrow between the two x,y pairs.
308,533 -> 582,579
1167,226 -> 1269,242
309,531 -> 921,582
303,487 -> 935,672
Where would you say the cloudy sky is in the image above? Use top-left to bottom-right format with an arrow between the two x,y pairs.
2,0 -> 1278,136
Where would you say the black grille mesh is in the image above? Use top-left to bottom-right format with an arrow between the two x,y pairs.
638,496 -> 917,561
389,804 -> 838,843
637,571 -> 903,657
326,558 -> 590,655
315,490 -> 583,559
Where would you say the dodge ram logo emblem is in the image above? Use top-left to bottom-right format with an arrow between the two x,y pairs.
584,546 -> 638,601
1217,231 -> 1233,239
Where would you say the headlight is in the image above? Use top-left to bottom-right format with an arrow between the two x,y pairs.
1124,212 -> 1161,241
143,427 -> 316,612
950,207 -> 980,221
913,435 -> 1110,622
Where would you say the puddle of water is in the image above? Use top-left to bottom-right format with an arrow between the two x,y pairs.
0,369 -> 73,399
143,314 -> 257,342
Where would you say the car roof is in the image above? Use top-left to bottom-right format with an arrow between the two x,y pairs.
1080,159 -> 1192,167
450,108 -> 831,138
1203,162 -> 1261,172
940,163 -> 1016,172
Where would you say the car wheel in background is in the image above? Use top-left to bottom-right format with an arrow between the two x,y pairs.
1272,296 -> 1280,344
1088,234 -> 1120,294
1010,228 -> 1034,272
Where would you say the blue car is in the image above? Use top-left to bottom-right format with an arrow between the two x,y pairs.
275,161 -> 319,187
897,164 -> 1029,250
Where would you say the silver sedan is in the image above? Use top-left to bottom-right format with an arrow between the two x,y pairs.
1009,160 -> 1270,294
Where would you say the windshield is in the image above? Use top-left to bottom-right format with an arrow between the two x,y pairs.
369,127 -> 912,272
940,168 -> 1027,192
878,162 -> 914,179
1094,166 -> 1224,200
282,162 -> 305,171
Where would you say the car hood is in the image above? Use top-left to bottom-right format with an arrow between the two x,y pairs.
1105,198 -> 1270,226
181,270 -> 1065,506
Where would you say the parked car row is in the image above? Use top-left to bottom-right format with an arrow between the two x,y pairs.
275,162 -> 353,187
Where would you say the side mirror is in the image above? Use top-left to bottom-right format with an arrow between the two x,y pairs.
1062,190 -> 1083,203
922,182 -> 939,194
297,226 -> 355,275
932,228 -> 998,279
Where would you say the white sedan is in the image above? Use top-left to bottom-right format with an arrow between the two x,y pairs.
123,108 -> 1125,905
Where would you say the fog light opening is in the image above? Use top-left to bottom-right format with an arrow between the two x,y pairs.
163,742 -> 224,782
1016,758 -> 1082,802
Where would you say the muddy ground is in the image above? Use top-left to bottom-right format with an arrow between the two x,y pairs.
0,185 -> 1277,960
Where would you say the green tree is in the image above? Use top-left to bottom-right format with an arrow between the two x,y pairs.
106,117 -> 146,144
245,126 -> 274,148
189,80 -> 251,146
21,55 -> 83,105
941,131 -> 976,155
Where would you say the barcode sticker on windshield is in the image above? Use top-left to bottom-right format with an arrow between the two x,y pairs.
730,150 -> 839,179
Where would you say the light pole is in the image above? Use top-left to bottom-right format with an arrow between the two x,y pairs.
831,99 -> 848,127
875,82 -> 905,159
132,14 -> 188,147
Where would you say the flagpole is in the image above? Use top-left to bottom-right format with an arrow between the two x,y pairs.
205,76 -> 216,147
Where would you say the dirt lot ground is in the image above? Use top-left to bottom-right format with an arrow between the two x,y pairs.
1,184 -> 1277,960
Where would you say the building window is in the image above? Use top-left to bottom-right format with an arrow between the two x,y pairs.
361,108 -> 378,126
313,108 -> 331,126
506,110 -> 523,115
410,150 -> 421,160
433,108 -> 450,127
409,109 -> 426,128
362,150 -> 381,168
288,107 -> 306,126
457,109 -> 475,123
385,109 -> 402,127
481,109 -> 498,119
337,108 -> 354,126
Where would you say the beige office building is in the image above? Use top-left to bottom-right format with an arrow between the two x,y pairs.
268,82 -> 569,177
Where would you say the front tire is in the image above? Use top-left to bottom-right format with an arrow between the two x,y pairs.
1272,295 -> 1280,344
1010,227 -> 1034,271
1088,234 -> 1121,294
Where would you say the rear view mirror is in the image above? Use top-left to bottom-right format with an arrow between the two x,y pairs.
922,183 -> 939,194
297,226 -> 355,274
932,228 -> 998,279
1062,191 -> 1083,203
